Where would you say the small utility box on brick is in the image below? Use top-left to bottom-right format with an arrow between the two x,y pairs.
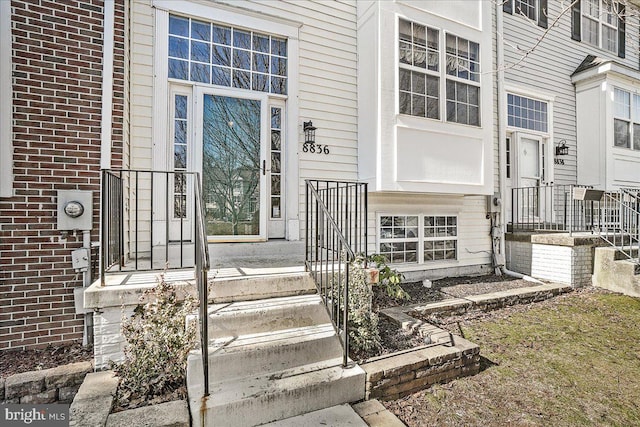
56,190 -> 93,231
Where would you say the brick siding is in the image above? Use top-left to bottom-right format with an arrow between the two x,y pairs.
0,0 -> 126,350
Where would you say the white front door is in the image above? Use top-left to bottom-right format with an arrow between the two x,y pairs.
515,133 -> 544,222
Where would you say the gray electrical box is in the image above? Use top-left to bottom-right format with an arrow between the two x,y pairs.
486,193 -> 502,213
57,190 -> 93,231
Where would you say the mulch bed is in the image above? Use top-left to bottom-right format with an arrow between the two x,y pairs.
370,274 -> 544,359
0,343 -> 93,378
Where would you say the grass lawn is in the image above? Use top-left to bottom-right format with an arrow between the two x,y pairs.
385,288 -> 640,427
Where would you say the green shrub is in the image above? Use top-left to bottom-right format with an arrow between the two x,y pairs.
346,259 -> 382,358
112,275 -> 197,408
364,254 -> 410,301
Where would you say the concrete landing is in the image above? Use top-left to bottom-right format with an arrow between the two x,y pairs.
263,404 -> 368,426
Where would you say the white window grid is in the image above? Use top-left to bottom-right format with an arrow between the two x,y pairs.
613,88 -> 640,150
515,0 -> 537,20
507,93 -> 549,133
378,215 -> 458,264
582,0 -> 618,53
398,19 -> 440,119
445,34 -> 481,126
398,18 -> 481,127
168,14 -> 288,94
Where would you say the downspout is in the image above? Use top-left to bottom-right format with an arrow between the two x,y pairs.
88,0 -> 115,345
493,2 -> 543,285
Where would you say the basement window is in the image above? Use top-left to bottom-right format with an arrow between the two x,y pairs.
378,215 -> 458,264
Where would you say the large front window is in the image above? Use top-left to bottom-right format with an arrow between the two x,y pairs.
398,18 -> 480,126
613,88 -> 640,150
582,0 -> 619,53
379,215 -> 458,264
168,14 -> 288,94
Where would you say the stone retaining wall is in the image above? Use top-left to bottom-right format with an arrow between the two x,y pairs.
361,338 -> 480,401
1,361 -> 93,404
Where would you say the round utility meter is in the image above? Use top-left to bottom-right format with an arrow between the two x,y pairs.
64,201 -> 85,218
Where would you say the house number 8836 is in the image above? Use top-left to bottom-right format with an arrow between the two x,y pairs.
303,142 -> 329,155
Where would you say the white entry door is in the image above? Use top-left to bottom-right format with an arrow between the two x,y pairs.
515,133 -> 544,221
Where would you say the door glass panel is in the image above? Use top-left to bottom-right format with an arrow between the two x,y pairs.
202,95 -> 261,236
270,107 -> 283,219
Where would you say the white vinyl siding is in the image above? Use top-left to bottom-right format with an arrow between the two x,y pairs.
502,0 -> 639,186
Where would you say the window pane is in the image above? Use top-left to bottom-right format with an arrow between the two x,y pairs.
634,124 -> 640,150
614,89 -> 630,119
614,119 -> 630,148
191,41 -> 210,62
253,34 -> 269,53
169,15 -> 189,37
168,59 -> 188,80
169,36 -> 189,59
212,45 -> 231,66
191,20 -> 210,41
190,63 -> 210,83
233,29 -> 251,49
271,37 -> 287,56
213,25 -> 231,45
212,66 -> 230,86
174,120 -> 187,144
175,95 -> 187,119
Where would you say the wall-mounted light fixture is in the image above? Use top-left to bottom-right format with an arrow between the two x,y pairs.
303,121 -> 316,144
555,140 -> 569,156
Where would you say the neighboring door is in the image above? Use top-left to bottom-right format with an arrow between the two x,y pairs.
515,133 -> 544,222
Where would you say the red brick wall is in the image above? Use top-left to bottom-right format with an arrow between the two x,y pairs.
0,0 -> 126,350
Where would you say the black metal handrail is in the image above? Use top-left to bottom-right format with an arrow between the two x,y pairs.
599,190 -> 640,265
305,180 -> 367,367
510,184 -> 598,233
193,172 -> 210,397
99,168 -> 211,394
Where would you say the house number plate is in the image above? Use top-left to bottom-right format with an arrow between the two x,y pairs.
302,142 -> 330,155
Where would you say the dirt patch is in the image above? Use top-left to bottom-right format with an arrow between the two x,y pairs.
383,287 -> 640,427
0,343 -> 93,378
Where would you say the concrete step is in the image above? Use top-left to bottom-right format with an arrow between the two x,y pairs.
187,357 -> 366,427
188,323 -> 343,382
211,271 -> 316,303
204,294 -> 330,339
262,404 -> 368,426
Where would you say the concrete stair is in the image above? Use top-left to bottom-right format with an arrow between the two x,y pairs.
593,246 -> 640,297
187,272 -> 366,427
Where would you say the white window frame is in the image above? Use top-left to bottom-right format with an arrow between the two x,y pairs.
613,87 -> 640,150
397,17 -> 481,127
507,93 -> 549,133
582,0 -> 619,53
0,0 -> 12,198
377,214 -> 459,265
514,0 -> 537,20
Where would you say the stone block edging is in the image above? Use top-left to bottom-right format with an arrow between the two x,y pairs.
1,361 -> 93,404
